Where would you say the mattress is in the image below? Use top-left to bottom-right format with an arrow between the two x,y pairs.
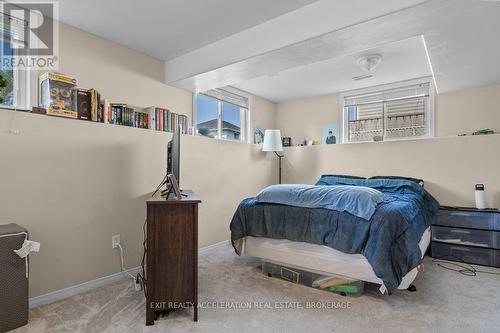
242,226 -> 431,290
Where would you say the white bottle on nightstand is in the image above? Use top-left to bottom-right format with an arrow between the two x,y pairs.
475,184 -> 486,209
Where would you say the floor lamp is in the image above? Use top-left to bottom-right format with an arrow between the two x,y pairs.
263,129 -> 284,184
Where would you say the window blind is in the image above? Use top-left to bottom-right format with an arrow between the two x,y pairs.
385,97 -> 426,117
356,103 -> 383,119
343,81 -> 433,142
0,11 -> 27,45
201,88 -> 248,109
344,83 -> 429,107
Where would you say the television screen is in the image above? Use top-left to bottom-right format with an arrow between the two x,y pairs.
169,129 -> 180,187
161,129 -> 180,198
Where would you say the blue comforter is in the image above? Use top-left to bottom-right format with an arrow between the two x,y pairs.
256,184 -> 385,220
230,177 -> 439,294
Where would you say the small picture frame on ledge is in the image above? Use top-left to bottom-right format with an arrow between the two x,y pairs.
282,137 -> 291,147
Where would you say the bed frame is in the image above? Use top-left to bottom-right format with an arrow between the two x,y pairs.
239,227 -> 430,293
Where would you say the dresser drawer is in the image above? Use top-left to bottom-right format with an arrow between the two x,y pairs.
431,242 -> 494,266
494,232 -> 500,250
495,251 -> 500,268
435,210 -> 496,230
432,226 -> 494,248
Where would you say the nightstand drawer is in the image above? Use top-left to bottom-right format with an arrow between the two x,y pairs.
432,226 -> 494,248
431,242 -> 494,266
494,251 -> 500,268
495,251 -> 500,268
495,233 -> 500,250
431,242 -> 499,266
435,210 -> 496,230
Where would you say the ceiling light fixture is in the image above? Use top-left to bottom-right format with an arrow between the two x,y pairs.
356,54 -> 383,72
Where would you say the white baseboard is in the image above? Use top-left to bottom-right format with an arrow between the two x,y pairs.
29,267 -> 142,309
29,240 -> 231,309
199,239 -> 231,255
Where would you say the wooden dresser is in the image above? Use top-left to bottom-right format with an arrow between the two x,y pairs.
146,190 -> 201,326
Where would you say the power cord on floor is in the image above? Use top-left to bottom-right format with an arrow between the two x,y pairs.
432,255 -> 500,277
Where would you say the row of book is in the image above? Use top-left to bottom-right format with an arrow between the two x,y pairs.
93,102 -> 187,133
107,104 -> 149,129
145,107 -> 188,134
36,72 -> 188,133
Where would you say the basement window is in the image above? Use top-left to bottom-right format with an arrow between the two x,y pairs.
340,78 -> 435,143
194,87 -> 250,142
0,12 -> 37,110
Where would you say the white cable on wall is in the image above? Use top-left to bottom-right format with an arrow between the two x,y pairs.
116,243 -> 136,281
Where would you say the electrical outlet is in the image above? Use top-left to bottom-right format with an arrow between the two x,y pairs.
112,234 -> 120,249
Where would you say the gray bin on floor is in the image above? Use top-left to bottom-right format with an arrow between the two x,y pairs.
0,223 -> 28,333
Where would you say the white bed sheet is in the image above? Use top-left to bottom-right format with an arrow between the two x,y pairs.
242,227 -> 431,290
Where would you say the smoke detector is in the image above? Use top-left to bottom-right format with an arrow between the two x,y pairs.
356,54 -> 383,72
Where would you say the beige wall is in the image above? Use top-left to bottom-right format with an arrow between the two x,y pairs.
252,95 -> 277,131
276,84 -> 500,144
58,22 -> 277,134
2,19 -> 497,300
276,84 -> 500,209
282,134 -> 500,208
276,94 -> 339,145
0,22 -> 276,298
57,23 -> 193,120
0,109 -> 274,297
435,85 -> 500,137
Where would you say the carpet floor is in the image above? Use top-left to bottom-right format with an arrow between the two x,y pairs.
13,242 -> 500,333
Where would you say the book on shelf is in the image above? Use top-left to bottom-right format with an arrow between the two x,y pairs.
103,99 -> 111,124
108,103 -> 149,129
143,106 -> 187,134
89,89 -> 100,122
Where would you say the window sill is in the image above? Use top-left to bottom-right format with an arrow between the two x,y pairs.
343,134 -> 434,145
194,134 -> 255,145
0,105 -> 31,112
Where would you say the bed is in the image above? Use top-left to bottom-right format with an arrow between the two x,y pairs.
230,175 -> 439,294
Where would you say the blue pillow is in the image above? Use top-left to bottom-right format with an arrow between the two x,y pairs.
256,184 -> 385,220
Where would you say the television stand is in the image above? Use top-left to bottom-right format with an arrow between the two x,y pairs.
146,190 -> 201,326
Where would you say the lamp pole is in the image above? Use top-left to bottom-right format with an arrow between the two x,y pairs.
275,151 -> 284,184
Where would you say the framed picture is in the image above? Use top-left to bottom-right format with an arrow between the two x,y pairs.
322,123 -> 339,145
254,127 -> 265,144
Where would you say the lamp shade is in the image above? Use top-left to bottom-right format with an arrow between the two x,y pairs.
262,129 -> 283,152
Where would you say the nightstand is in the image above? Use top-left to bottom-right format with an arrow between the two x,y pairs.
431,206 -> 500,267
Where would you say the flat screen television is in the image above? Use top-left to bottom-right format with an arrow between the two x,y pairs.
160,129 -> 180,197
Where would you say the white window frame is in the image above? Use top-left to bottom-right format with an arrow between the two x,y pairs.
0,50 -> 36,112
0,9 -> 38,111
193,86 -> 252,143
339,77 -> 435,144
